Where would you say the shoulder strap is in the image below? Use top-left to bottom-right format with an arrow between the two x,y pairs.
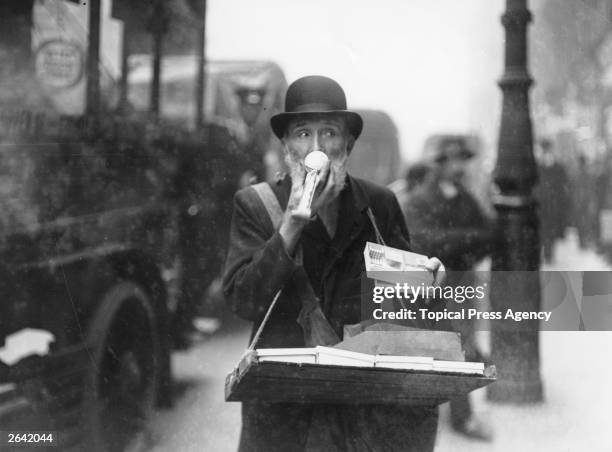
246,182 -> 338,349
251,182 -> 303,264
366,207 -> 387,246
251,182 -> 284,230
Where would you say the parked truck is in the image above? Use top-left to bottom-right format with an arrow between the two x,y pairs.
0,1 -> 285,450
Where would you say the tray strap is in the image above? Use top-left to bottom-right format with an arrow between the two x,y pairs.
246,182 -> 339,351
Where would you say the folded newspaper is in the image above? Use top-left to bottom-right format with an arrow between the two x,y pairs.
255,346 -> 485,375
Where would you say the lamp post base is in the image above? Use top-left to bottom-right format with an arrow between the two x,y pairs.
487,330 -> 544,403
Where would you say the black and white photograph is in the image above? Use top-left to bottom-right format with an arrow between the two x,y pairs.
1,1 -> 612,451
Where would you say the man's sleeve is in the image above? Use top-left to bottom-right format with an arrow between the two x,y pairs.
222,189 -> 299,321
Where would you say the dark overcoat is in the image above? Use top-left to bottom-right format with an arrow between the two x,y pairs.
400,180 -> 494,357
535,162 -> 571,244
400,181 -> 493,272
223,175 -> 438,452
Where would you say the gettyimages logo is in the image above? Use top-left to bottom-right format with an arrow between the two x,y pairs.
360,271 -> 612,331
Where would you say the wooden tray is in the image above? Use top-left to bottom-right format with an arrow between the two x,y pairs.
226,352 -> 496,406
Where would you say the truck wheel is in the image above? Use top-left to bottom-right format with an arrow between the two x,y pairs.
84,281 -> 160,452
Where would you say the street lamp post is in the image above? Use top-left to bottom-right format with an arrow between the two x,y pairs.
488,0 -> 544,403
195,0 -> 208,131
86,0 -> 101,121
148,0 -> 169,123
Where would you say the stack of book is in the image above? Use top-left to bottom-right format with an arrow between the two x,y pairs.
256,346 -> 485,375
226,327 -> 495,405
226,347 -> 495,405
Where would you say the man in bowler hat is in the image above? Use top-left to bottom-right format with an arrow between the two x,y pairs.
223,75 -> 444,451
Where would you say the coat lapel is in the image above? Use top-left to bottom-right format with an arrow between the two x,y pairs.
321,176 -> 371,311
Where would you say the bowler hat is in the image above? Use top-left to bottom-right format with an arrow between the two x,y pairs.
271,75 -> 363,140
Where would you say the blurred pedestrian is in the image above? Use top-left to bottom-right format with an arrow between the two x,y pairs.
595,154 -> 612,260
571,153 -> 596,248
395,161 -> 433,209
535,139 -> 570,262
400,134 -> 495,441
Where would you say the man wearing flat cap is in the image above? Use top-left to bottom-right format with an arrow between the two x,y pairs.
223,76 -> 444,451
401,135 -> 495,441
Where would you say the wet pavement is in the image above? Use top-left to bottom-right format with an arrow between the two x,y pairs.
149,319 -> 249,452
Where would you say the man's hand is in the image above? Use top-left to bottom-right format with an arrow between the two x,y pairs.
279,162 -> 321,255
280,158 -> 344,255
309,161 -> 339,215
286,160 -> 338,216
425,257 -> 446,286
279,183 -> 309,256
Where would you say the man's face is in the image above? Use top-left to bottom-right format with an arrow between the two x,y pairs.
282,115 -> 354,187
437,144 -> 471,185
